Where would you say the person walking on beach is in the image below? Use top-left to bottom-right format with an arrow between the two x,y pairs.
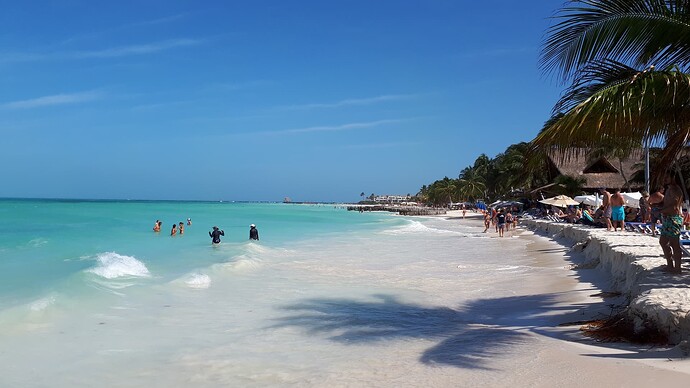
483,211 -> 491,233
249,224 -> 259,240
179,222 -> 185,235
170,223 -> 177,236
209,226 -> 224,245
153,220 -> 161,232
497,209 -> 506,237
610,189 -> 626,232
659,172 -> 684,274
599,188 -> 613,231
649,187 -> 665,234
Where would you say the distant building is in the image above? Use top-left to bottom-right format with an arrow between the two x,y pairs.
283,197 -> 292,203
374,195 -> 411,203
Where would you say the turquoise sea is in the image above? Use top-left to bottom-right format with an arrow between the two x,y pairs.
0,200 -> 398,310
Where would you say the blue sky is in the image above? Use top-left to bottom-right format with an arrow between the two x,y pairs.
0,0 -> 564,202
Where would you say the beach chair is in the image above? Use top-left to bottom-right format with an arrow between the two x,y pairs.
626,222 -> 649,234
681,240 -> 690,257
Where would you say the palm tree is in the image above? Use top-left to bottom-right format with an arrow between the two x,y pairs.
457,166 -> 486,201
537,1 -> 690,185
437,178 -> 457,207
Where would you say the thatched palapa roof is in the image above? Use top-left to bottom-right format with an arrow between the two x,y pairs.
546,149 -> 644,190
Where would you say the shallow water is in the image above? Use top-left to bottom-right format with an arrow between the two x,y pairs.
0,200 -> 650,386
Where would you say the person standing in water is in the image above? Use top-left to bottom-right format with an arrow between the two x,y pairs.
170,223 -> 177,236
209,226 -> 224,244
153,220 -> 161,232
249,224 -> 259,240
179,222 -> 185,235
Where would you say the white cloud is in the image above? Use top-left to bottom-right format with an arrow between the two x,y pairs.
343,141 -> 420,149
276,94 -> 419,111
72,39 -> 201,59
1,91 -> 104,110
0,39 -> 202,63
268,119 -> 406,135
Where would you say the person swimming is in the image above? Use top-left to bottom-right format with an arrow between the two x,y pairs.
153,220 -> 161,232
209,226 -> 224,244
179,222 -> 184,235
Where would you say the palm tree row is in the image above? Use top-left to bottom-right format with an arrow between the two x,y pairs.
534,0 -> 690,185
416,142 -> 549,206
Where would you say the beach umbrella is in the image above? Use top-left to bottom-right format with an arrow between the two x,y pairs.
539,195 -> 580,208
621,192 -> 642,209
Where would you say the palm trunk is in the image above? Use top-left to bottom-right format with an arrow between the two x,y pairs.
618,158 -> 630,191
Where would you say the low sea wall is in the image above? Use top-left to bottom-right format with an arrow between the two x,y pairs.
346,205 -> 447,216
522,219 -> 690,344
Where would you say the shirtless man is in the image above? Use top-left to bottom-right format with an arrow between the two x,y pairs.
599,188 -> 613,231
659,172 -> 684,274
610,189 -> 626,231
648,186 -> 665,234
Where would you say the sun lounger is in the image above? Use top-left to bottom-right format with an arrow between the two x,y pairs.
680,240 -> 690,257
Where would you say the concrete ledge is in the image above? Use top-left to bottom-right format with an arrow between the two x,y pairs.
522,219 -> 690,343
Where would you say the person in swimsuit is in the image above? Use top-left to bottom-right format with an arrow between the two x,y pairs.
639,191 -> 650,223
179,222 -> 185,235
599,188 -> 613,231
170,223 -> 177,236
610,189 -> 626,231
187,218 -> 192,226
483,211 -> 491,233
649,186 -> 665,234
209,226 -> 224,244
153,220 -> 161,232
659,172 -> 684,274
496,209 -> 506,237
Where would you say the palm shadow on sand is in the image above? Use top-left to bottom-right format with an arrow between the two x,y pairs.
272,292 -> 588,370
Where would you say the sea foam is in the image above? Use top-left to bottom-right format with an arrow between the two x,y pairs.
380,220 -> 482,237
184,273 -> 211,289
87,252 -> 151,279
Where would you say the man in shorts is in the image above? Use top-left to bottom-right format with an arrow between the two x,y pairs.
610,189 -> 626,231
659,172 -> 684,274
497,209 -> 506,237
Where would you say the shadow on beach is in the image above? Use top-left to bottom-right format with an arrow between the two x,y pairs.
271,292 -> 591,370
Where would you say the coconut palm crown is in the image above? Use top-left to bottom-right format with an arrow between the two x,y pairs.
535,0 -> 690,182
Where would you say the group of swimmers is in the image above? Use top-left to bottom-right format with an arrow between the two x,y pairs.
209,224 -> 260,244
153,218 -> 192,235
153,218 -> 259,244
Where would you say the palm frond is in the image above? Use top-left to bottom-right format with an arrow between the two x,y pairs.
535,68 -> 690,150
541,0 -> 690,81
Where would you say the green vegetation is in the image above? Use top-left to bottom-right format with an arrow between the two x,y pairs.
416,142 -> 549,206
